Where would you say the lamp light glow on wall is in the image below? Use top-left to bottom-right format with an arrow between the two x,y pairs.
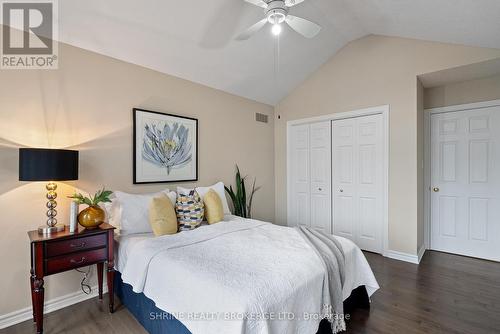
19,148 -> 79,234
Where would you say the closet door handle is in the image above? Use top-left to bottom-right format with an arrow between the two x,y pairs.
339,189 -> 344,193
318,187 -> 322,191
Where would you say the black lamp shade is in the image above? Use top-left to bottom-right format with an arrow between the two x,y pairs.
19,148 -> 79,181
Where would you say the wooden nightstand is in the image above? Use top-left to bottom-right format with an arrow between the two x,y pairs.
28,223 -> 115,334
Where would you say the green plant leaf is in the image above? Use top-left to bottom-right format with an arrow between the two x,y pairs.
247,178 -> 260,219
225,185 -> 238,215
225,165 -> 259,218
67,188 -> 113,207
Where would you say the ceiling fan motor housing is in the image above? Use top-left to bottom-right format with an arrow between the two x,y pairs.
266,0 -> 288,24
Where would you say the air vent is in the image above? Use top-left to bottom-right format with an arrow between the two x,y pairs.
255,113 -> 268,123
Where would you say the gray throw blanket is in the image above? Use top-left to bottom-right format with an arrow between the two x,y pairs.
295,226 -> 346,333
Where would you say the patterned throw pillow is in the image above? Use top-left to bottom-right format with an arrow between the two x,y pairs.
176,189 -> 204,231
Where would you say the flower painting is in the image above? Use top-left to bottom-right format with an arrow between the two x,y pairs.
134,109 -> 198,184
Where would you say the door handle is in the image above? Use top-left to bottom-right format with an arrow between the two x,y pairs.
432,187 -> 440,192
339,189 -> 344,193
318,187 -> 322,191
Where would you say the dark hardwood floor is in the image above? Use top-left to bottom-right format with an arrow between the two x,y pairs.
346,251 -> 500,334
2,250 -> 499,334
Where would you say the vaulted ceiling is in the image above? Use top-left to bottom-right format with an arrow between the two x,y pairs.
58,0 -> 500,105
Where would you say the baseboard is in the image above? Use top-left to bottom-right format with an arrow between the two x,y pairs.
0,284 -> 108,330
417,245 -> 427,263
384,249 -> 420,264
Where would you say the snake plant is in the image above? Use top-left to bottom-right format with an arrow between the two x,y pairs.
224,165 -> 261,218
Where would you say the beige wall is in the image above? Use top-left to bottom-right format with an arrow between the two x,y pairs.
0,41 -> 274,317
424,74 -> 500,109
274,35 -> 500,255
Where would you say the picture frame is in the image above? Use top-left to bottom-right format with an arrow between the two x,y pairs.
133,108 -> 198,184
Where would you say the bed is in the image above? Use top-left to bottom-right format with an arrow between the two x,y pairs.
114,215 -> 379,334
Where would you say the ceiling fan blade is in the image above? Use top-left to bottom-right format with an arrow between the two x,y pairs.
285,15 -> 321,38
285,0 -> 305,7
244,0 -> 268,8
199,0 -> 247,49
235,18 -> 268,40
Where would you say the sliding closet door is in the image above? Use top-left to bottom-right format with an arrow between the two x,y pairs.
289,124 -> 310,227
310,122 -> 332,233
332,114 -> 384,253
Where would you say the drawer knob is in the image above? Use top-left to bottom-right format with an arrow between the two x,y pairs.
70,242 -> 86,249
70,257 -> 86,264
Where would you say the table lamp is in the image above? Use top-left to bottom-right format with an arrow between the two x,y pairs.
19,148 -> 79,234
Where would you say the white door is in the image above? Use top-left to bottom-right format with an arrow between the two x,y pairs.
289,124 -> 310,227
430,106 -> 500,261
332,114 -> 384,253
288,121 -> 332,232
310,122 -> 332,233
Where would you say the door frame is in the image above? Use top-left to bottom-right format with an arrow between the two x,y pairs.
287,105 -> 390,255
423,99 -> 500,251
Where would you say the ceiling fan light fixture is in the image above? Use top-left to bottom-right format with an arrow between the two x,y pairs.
272,23 -> 282,36
267,9 -> 286,24
237,0 -> 320,40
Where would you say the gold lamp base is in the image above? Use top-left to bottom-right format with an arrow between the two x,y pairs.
38,224 -> 65,235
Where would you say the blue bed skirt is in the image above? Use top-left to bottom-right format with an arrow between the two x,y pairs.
114,271 -> 369,334
114,271 -> 191,334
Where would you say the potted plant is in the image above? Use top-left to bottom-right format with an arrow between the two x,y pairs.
69,188 -> 113,229
225,165 -> 260,218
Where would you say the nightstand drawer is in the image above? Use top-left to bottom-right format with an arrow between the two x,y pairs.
46,233 -> 107,257
45,248 -> 107,275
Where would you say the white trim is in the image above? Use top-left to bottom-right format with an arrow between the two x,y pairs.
423,111 -> 431,250
418,245 -> 426,263
425,99 -> 500,114
424,99 -> 500,256
0,285 -> 108,330
286,105 -> 390,256
287,105 -> 388,126
384,250 -> 419,264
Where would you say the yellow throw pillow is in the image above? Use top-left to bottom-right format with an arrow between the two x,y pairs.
149,194 -> 178,236
204,189 -> 224,225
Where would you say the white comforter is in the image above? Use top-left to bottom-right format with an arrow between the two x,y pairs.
117,216 -> 379,334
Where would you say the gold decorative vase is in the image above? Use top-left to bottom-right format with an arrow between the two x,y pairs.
78,206 -> 105,229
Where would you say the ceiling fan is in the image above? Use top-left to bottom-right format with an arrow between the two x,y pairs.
236,0 -> 321,40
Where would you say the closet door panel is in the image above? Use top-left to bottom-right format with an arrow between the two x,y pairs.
332,114 -> 384,254
289,124 -> 310,227
356,115 -> 383,253
332,119 -> 356,241
310,122 -> 332,233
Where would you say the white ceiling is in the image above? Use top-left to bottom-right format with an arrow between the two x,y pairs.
57,0 -> 500,105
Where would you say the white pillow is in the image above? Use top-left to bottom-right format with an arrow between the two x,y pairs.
102,195 -> 122,230
177,186 -> 193,195
195,182 -> 231,215
113,189 -> 175,235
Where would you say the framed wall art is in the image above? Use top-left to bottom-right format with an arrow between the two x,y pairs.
133,108 -> 198,184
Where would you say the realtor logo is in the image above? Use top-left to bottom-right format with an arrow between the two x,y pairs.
1,0 -> 58,69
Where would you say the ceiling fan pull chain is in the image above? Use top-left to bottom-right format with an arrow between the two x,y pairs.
274,32 -> 280,83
